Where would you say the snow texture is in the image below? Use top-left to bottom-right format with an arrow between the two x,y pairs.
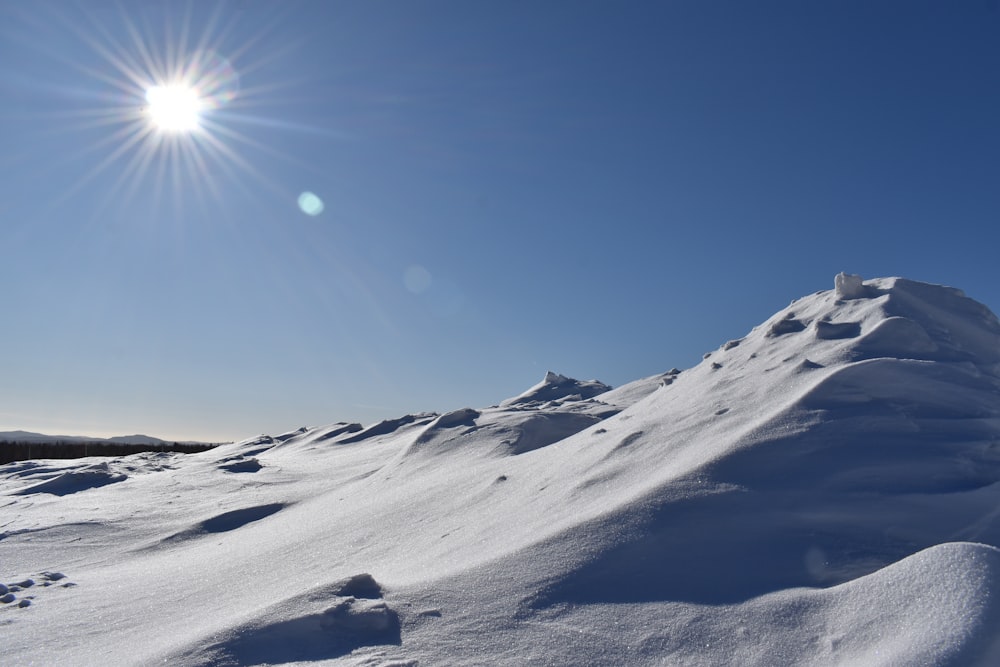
835,271 -> 867,299
3,275 -> 1000,666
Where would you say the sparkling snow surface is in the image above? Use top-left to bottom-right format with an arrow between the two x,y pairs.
4,276 -> 1000,666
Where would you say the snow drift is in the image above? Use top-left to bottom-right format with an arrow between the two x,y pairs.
3,274 -> 1000,666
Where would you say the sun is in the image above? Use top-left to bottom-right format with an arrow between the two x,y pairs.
145,83 -> 204,132
39,3 -> 306,221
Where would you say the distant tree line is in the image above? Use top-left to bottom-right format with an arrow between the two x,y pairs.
0,440 -> 223,465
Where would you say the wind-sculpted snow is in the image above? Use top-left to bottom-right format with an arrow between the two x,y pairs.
499,370 -> 611,407
338,413 -> 437,445
174,574 -> 401,666
216,455 -> 263,473
494,542 -> 1000,666
8,461 -> 131,496
403,407 -> 606,461
151,503 -> 288,549
5,275 -> 1000,666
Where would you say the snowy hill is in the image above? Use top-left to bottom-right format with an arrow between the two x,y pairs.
3,274 -> 1000,665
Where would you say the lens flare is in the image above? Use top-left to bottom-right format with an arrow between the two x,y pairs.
297,191 -> 325,216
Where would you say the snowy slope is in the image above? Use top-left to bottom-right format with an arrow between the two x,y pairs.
3,274 -> 1000,666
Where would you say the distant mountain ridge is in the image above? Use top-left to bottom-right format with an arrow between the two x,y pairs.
0,430 -> 210,446
0,430 -> 224,464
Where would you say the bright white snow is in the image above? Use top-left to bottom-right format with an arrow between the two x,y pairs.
3,275 -> 1000,665
835,271 -> 867,299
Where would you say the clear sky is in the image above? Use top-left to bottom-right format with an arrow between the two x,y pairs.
1,1 -> 998,442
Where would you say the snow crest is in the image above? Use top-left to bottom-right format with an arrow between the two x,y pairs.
5,275 -> 1000,666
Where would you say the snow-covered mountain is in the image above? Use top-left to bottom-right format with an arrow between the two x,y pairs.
3,274 -> 1000,666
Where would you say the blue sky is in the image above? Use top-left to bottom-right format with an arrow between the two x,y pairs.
1,1 -> 998,442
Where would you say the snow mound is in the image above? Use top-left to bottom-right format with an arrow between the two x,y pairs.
10,462 -> 127,496
518,542 -> 1000,667
312,422 -> 365,442
402,406 -> 604,461
6,275 -> 1000,666
426,407 -> 481,430
216,455 -> 263,473
173,574 -> 400,666
710,541 -> 1000,666
339,413 -> 437,444
500,371 -> 611,407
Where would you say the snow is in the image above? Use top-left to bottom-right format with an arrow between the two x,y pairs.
9,462 -> 127,496
499,370 -> 611,407
835,271 -> 867,299
3,275 -> 1000,665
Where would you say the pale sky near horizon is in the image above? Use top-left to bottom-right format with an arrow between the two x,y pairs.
1,1 -> 998,442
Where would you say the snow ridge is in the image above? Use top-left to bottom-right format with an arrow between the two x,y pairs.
4,274 -> 1000,666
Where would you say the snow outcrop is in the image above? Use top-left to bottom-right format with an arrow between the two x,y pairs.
835,271 -> 867,299
500,371 -> 611,407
